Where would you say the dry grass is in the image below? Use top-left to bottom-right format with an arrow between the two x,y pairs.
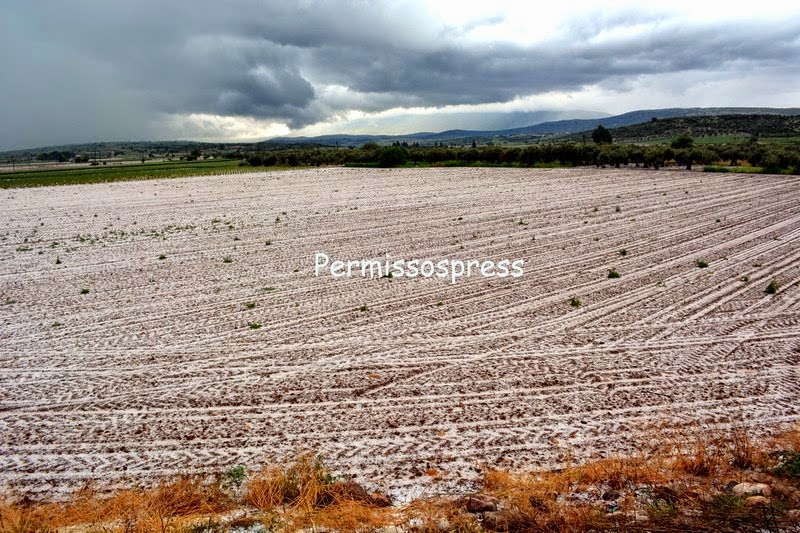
0,476 -> 232,533
2,424 -> 800,532
312,499 -> 397,533
244,453 -> 336,513
471,422 -> 800,532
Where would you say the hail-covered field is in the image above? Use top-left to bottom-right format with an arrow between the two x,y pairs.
1,167 -> 799,501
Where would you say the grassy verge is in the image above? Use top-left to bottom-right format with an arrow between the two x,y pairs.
703,165 -> 800,175
0,160 -> 291,188
2,424 -> 800,531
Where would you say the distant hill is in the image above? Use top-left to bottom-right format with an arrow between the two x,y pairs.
3,107 -> 799,157
266,107 -> 800,146
567,114 -> 800,143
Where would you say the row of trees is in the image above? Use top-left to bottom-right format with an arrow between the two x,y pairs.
236,139 -> 800,172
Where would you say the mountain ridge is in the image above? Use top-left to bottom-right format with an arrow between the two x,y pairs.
267,107 -> 800,146
3,107 -> 799,156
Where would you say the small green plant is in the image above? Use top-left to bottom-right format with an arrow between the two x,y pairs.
186,518 -> 224,533
436,301 -> 443,307
608,268 -> 621,279
223,256 -> 233,263
80,288 -> 89,294
245,302 -> 257,309
358,305 -> 369,312
275,216 -> 281,223
518,219 -> 528,226
774,451 -> 800,478
765,279 -> 779,294
619,249 -> 627,256
52,321 -> 63,328
16,246 -> 31,252
266,240 -> 272,246
740,275 -> 750,282
222,465 -> 247,490
158,254 -> 166,260
55,256 -> 61,265
3,298 -> 17,305
569,296 -> 582,308
263,287 -> 277,292
648,498 -> 678,521
233,236 -> 240,241
614,205 -> 621,213
696,259 -> 709,268
248,322 -> 262,330
708,493 -> 744,515
293,268 -> 299,273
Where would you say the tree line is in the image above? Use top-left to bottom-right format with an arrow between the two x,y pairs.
234,137 -> 800,173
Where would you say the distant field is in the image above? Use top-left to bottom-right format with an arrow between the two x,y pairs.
634,135 -> 749,145
0,159 -> 265,188
2,167 -> 799,502
627,135 -> 800,146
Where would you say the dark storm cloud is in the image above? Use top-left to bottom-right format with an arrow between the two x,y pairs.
309,19 -> 800,105
1,0 -> 799,149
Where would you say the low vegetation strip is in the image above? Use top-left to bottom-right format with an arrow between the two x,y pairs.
0,159 -> 274,188
2,424 -> 799,532
3,131 -> 799,189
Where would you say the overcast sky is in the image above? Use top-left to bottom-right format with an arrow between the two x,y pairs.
1,1 -> 799,150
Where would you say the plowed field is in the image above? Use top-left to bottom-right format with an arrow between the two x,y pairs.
2,167 -> 799,500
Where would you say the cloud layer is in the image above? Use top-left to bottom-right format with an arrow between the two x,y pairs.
1,1 -> 799,149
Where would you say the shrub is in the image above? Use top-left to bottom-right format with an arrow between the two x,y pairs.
696,259 -> 709,268
248,322 -> 262,330
671,134 -> 694,150
80,288 -> 89,294
765,279 -> 779,294
608,268 -> 621,279
377,147 -> 407,168
569,297 -> 582,308
619,249 -> 627,256
591,125 -> 613,145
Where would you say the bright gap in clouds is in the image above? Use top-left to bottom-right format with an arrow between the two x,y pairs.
157,113 -> 290,143
423,0 -> 799,44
